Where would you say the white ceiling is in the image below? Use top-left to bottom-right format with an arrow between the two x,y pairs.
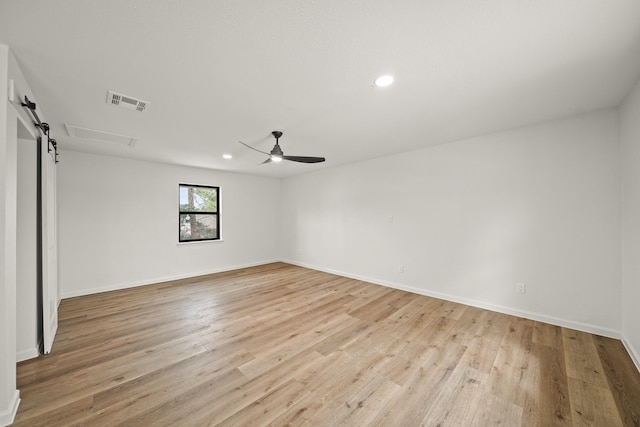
2,1 -> 640,178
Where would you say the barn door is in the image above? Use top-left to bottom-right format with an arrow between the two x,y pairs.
40,136 -> 58,354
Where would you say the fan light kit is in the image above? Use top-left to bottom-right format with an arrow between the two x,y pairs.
375,75 -> 394,87
239,131 -> 325,165
222,154 -> 233,159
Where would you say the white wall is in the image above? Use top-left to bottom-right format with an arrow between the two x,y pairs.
0,43 -> 18,427
0,44 -> 43,427
58,151 -> 281,297
621,79 -> 640,370
16,138 -> 38,361
282,110 -> 622,336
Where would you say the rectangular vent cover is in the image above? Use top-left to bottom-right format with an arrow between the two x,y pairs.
65,124 -> 137,147
107,90 -> 149,112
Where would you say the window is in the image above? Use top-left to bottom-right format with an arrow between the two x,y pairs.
179,184 -> 220,242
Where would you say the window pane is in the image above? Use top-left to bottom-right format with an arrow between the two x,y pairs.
179,186 -> 218,212
179,213 -> 218,241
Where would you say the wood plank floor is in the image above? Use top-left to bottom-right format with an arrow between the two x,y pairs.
13,262 -> 640,426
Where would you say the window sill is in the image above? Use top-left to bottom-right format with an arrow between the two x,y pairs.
177,239 -> 224,246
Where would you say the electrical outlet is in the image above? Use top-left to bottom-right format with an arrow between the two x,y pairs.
398,265 -> 404,274
516,282 -> 526,294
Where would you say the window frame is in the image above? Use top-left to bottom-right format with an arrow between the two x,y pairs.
178,183 -> 220,243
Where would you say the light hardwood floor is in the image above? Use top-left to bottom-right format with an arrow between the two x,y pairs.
13,262 -> 640,426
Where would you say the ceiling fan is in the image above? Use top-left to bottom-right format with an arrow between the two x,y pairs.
239,131 -> 326,164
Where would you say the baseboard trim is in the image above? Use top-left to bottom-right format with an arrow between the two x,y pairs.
16,346 -> 39,362
55,258 -> 638,374
621,335 -> 640,374
282,259 -> 621,340
60,259 -> 281,299
0,390 -> 20,427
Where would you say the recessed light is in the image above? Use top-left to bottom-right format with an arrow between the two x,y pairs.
222,154 -> 232,159
374,75 -> 394,87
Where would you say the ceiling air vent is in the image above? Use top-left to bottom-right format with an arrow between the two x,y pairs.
107,90 -> 150,112
65,124 -> 137,147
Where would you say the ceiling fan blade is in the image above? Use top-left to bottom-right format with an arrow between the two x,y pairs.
283,155 -> 325,163
240,133 -> 325,165
239,141 -> 270,156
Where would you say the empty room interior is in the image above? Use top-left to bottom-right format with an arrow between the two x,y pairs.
2,1 -> 640,426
